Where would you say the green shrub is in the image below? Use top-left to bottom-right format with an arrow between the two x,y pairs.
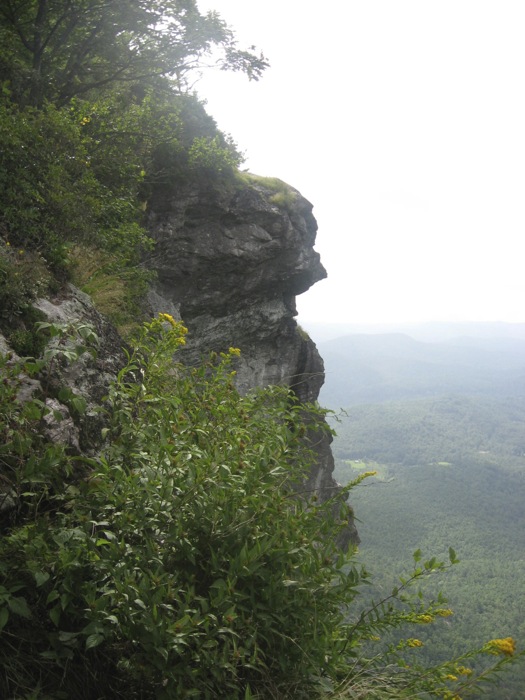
188,135 -> 243,179
0,245 -> 50,321
0,98 -> 153,273
0,317 -> 521,699
0,101 -> 96,266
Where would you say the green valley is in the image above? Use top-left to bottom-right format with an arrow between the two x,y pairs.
332,392 -> 525,699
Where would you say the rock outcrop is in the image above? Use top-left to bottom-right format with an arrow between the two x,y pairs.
34,288 -> 127,452
1,176 -> 358,547
145,177 -> 358,548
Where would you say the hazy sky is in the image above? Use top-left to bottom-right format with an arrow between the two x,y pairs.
196,1 -> 525,325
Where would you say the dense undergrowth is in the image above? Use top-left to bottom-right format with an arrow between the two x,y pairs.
0,1 -> 522,697
0,317 -> 521,698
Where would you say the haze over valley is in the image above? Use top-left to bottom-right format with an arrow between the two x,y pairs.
308,321 -> 525,699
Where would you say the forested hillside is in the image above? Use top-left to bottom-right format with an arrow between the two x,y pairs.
0,0 -> 267,346
332,392 -> 525,698
332,394 -> 525,468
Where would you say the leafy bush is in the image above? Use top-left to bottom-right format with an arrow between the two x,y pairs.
188,135 -> 243,179
0,101 -> 100,266
0,318 -> 521,699
0,244 -> 50,321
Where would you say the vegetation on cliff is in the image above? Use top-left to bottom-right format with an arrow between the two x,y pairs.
0,2 -> 522,697
0,317 -> 520,698
0,0 -> 256,342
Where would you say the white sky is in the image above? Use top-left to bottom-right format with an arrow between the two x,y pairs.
196,1 -> 525,325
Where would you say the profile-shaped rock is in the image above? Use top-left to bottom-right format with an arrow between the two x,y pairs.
146,174 -> 358,549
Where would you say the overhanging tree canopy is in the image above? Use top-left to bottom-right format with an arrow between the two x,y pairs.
0,0 -> 268,106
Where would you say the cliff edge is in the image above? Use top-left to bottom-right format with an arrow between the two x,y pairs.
145,175 -> 358,548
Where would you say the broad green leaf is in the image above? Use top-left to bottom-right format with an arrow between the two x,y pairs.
34,571 -> 50,587
85,633 -> 105,650
7,596 -> 32,619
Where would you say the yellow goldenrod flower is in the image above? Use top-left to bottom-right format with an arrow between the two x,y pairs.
415,614 -> 434,624
455,666 -> 472,676
228,347 -> 241,356
445,674 -> 458,681
484,637 -> 516,656
352,471 -> 377,487
158,312 -> 177,327
406,638 -> 424,648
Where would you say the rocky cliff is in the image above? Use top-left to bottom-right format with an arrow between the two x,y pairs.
145,176 -> 358,548
0,175 -> 357,547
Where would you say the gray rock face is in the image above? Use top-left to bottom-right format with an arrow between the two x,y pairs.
146,177 -> 358,548
34,286 -> 127,451
146,180 -> 325,392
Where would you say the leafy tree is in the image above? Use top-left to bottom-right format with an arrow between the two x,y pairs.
0,0 -> 268,107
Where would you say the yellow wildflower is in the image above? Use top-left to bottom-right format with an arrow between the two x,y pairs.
415,614 -> 434,624
228,347 -> 241,357
484,637 -> 516,656
455,666 -> 472,676
406,638 -> 424,648
352,471 -> 377,487
435,609 -> 454,617
158,312 -> 177,328
445,674 -> 458,681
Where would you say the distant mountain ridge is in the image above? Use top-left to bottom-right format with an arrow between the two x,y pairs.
316,331 -> 525,407
303,320 -> 525,343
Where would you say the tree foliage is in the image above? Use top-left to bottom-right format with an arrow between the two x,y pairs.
0,0 -> 247,327
0,0 -> 268,107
